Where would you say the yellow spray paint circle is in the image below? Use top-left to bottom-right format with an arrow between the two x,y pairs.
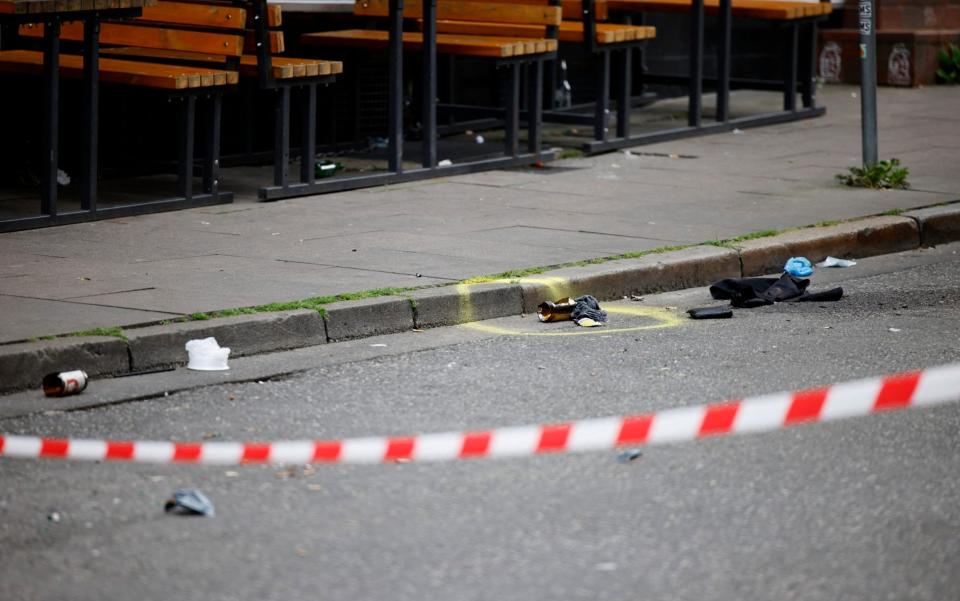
461,305 -> 684,337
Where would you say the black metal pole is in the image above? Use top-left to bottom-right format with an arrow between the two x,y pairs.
421,0 -> 436,168
388,0 -> 404,173
81,15 -> 99,211
300,84 -> 317,185
688,0 -> 703,127
41,17 -> 60,216
716,0 -> 731,122
273,86 -> 290,187
859,0 -> 878,165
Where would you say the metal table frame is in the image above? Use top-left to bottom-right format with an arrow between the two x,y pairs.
582,0 -> 827,154
0,1 -> 232,233
262,0 -> 557,201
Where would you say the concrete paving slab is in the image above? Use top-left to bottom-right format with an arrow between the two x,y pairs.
0,294 -> 176,343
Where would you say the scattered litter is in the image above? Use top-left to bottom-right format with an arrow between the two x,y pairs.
816,256 -> 857,268
394,458 -> 411,464
314,160 -> 344,179
611,163 -> 621,169
783,256 -> 813,277
710,274 -> 843,308
538,295 -> 607,326
306,484 -> 323,492
630,295 -> 645,302
164,489 -> 215,517
412,328 -> 423,333
224,471 -> 239,478
271,232 -> 280,236
595,562 -> 618,571
623,150 -> 639,159
669,153 -> 679,159
185,337 -> 230,371
78,276 -> 91,281
687,306 -> 733,319
438,159 -> 453,167
48,511 -> 61,523
200,221 -> 210,225
57,169 -> 71,186
732,128 -> 744,135
295,548 -> 309,557
575,317 -> 603,327
42,370 -> 88,397
370,343 -> 387,348
597,172 -> 620,180
371,136 -> 388,149
851,92 -> 858,98
416,273 -> 422,277
475,135 -> 485,144
824,326 -> 832,329
888,327 -> 901,332
616,448 -> 642,462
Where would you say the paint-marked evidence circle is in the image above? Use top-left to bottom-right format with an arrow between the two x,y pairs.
461,306 -> 684,337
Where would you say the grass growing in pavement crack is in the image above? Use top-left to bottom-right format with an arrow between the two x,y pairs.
69,326 -> 127,340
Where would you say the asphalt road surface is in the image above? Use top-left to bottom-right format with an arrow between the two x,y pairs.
2,243 -> 959,601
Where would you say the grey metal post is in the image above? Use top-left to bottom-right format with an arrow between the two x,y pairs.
859,0 -> 878,165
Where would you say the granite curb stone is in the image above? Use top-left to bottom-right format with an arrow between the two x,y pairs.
126,309 -> 326,371
323,296 -> 414,341
518,246 -> 741,313
904,205 -> 960,248
737,216 -> 920,276
410,283 -> 524,329
0,336 -> 129,393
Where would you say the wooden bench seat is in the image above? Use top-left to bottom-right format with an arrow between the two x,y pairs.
100,47 -> 343,80
303,28 -> 557,58
428,19 -> 656,45
606,0 -> 832,21
0,48 -> 235,88
0,0 -> 247,207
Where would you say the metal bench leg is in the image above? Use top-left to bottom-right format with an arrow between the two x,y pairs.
177,95 -> 196,201
388,0 -> 404,173
783,24 -> 799,112
41,17 -> 61,216
689,0 -> 704,127
81,16 -> 99,212
594,49 -> 610,142
503,63 -> 520,157
616,48 -> 632,139
274,86 -> 291,188
716,0 -> 732,122
300,84 -> 317,185
527,59 -> 543,158
203,91 -> 222,196
422,0 -> 437,168
800,21 -> 817,108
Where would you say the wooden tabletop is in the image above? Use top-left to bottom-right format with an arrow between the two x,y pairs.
0,0 -> 155,15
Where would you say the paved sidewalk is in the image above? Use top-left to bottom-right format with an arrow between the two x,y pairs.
1,84 -> 958,344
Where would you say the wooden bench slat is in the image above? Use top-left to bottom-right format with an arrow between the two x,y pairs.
354,0 -> 562,26
0,48 -> 235,89
431,19 -> 656,44
243,30 -> 284,54
303,29 -> 559,58
606,0 -> 824,20
101,46 -> 343,79
138,1 -> 246,29
20,21 -> 245,56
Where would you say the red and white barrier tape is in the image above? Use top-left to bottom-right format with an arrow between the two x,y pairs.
2,363 -> 959,466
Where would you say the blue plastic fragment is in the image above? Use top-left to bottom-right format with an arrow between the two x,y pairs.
783,256 -> 813,277
164,489 -> 215,517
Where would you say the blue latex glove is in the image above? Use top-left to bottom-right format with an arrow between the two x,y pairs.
783,257 -> 813,277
